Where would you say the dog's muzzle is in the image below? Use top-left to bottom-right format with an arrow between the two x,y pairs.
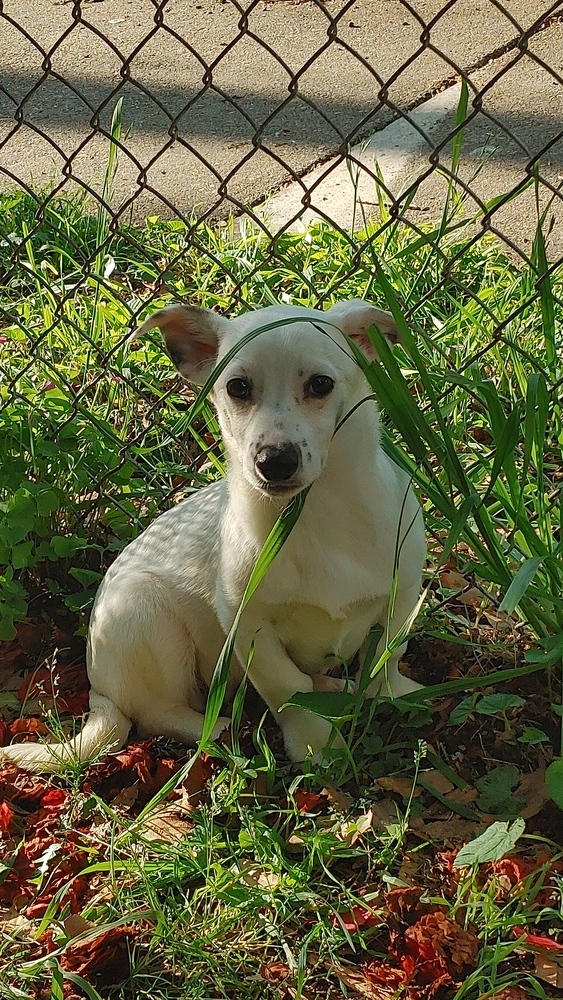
255,443 -> 301,485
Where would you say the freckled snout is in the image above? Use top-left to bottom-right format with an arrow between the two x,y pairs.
255,443 -> 301,484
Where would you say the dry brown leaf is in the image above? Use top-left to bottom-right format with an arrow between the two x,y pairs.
481,610 -> 513,632
514,769 -> 549,819
60,925 -> 137,986
440,571 -> 470,589
397,856 -> 421,884
376,776 -> 419,798
333,963 -> 407,1000
239,864 -> 280,890
9,717 -> 48,737
400,911 -> 479,982
286,833 -> 305,849
1,673 -> 25,693
411,816 -> 484,842
237,772 -> 269,805
444,787 -> 479,806
63,914 -> 96,939
260,961 -> 291,983
293,789 -> 326,812
458,588 -> 490,607
142,805 -> 194,844
0,913 -> 34,938
338,810 -> 375,846
385,885 -> 441,924
419,770 -> 455,795
282,988 -> 316,1000
322,784 -> 354,812
110,782 -> 139,809
370,798 -> 400,830
534,954 -> 563,987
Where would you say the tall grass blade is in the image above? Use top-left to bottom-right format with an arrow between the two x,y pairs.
499,557 -> 544,614
200,488 -> 309,746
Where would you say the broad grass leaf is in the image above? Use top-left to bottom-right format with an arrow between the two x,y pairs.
499,558 -> 544,614
475,764 -> 521,814
453,817 -> 526,867
449,697 -> 476,725
0,692 -> 19,712
525,631 -> 563,665
474,694 -> 525,717
283,691 -> 360,722
532,202 -> 557,373
450,78 -> 469,177
49,967 -> 65,1000
517,727 -> 549,745
388,660 -> 546,704
546,758 -> 563,811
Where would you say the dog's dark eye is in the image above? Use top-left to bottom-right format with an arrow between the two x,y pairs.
226,377 -> 252,401
306,375 -> 334,398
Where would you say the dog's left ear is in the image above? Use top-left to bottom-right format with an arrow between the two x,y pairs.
135,304 -> 230,385
326,299 -> 401,360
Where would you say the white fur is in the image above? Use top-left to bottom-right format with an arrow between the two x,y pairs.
1,300 -> 425,771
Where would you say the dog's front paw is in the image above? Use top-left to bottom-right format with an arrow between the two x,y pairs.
312,673 -> 355,694
279,706 -> 342,762
365,662 -> 424,699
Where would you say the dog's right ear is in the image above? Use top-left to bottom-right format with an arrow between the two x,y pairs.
136,304 -> 229,385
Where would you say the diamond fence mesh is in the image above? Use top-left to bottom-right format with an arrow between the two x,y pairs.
0,0 -> 562,638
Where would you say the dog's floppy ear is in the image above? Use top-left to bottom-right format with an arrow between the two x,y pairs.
326,299 -> 401,360
136,304 -> 229,384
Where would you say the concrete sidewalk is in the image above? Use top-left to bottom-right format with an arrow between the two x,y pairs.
0,0 -> 562,255
258,19 -> 563,259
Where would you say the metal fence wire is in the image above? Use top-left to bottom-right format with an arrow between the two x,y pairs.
0,0 -> 562,633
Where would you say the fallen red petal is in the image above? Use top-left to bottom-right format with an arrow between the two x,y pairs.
9,717 -> 47,738
294,789 -> 326,813
60,926 -> 137,986
40,788 -> 67,811
332,902 -> 381,932
0,764 -> 50,805
0,799 -> 15,835
514,928 -> 563,951
260,961 -> 291,983
385,886 -> 443,926
399,911 -> 479,985
18,663 -> 89,717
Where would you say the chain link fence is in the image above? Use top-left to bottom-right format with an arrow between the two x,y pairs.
0,0 -> 562,637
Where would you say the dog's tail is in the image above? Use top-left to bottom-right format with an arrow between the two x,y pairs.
0,693 -> 131,773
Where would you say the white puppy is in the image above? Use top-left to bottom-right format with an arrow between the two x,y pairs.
2,300 -> 425,771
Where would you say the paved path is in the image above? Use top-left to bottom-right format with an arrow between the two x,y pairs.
0,0 -> 562,254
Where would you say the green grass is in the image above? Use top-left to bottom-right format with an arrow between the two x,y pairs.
1,184 -> 562,640
1,749 -> 561,999
1,124 -> 562,998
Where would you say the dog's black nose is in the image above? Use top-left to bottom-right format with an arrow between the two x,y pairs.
255,443 -> 300,483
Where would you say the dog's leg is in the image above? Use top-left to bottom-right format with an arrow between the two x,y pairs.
312,674 -> 355,694
88,574 -> 231,750
235,622 -> 338,761
364,582 -> 424,699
